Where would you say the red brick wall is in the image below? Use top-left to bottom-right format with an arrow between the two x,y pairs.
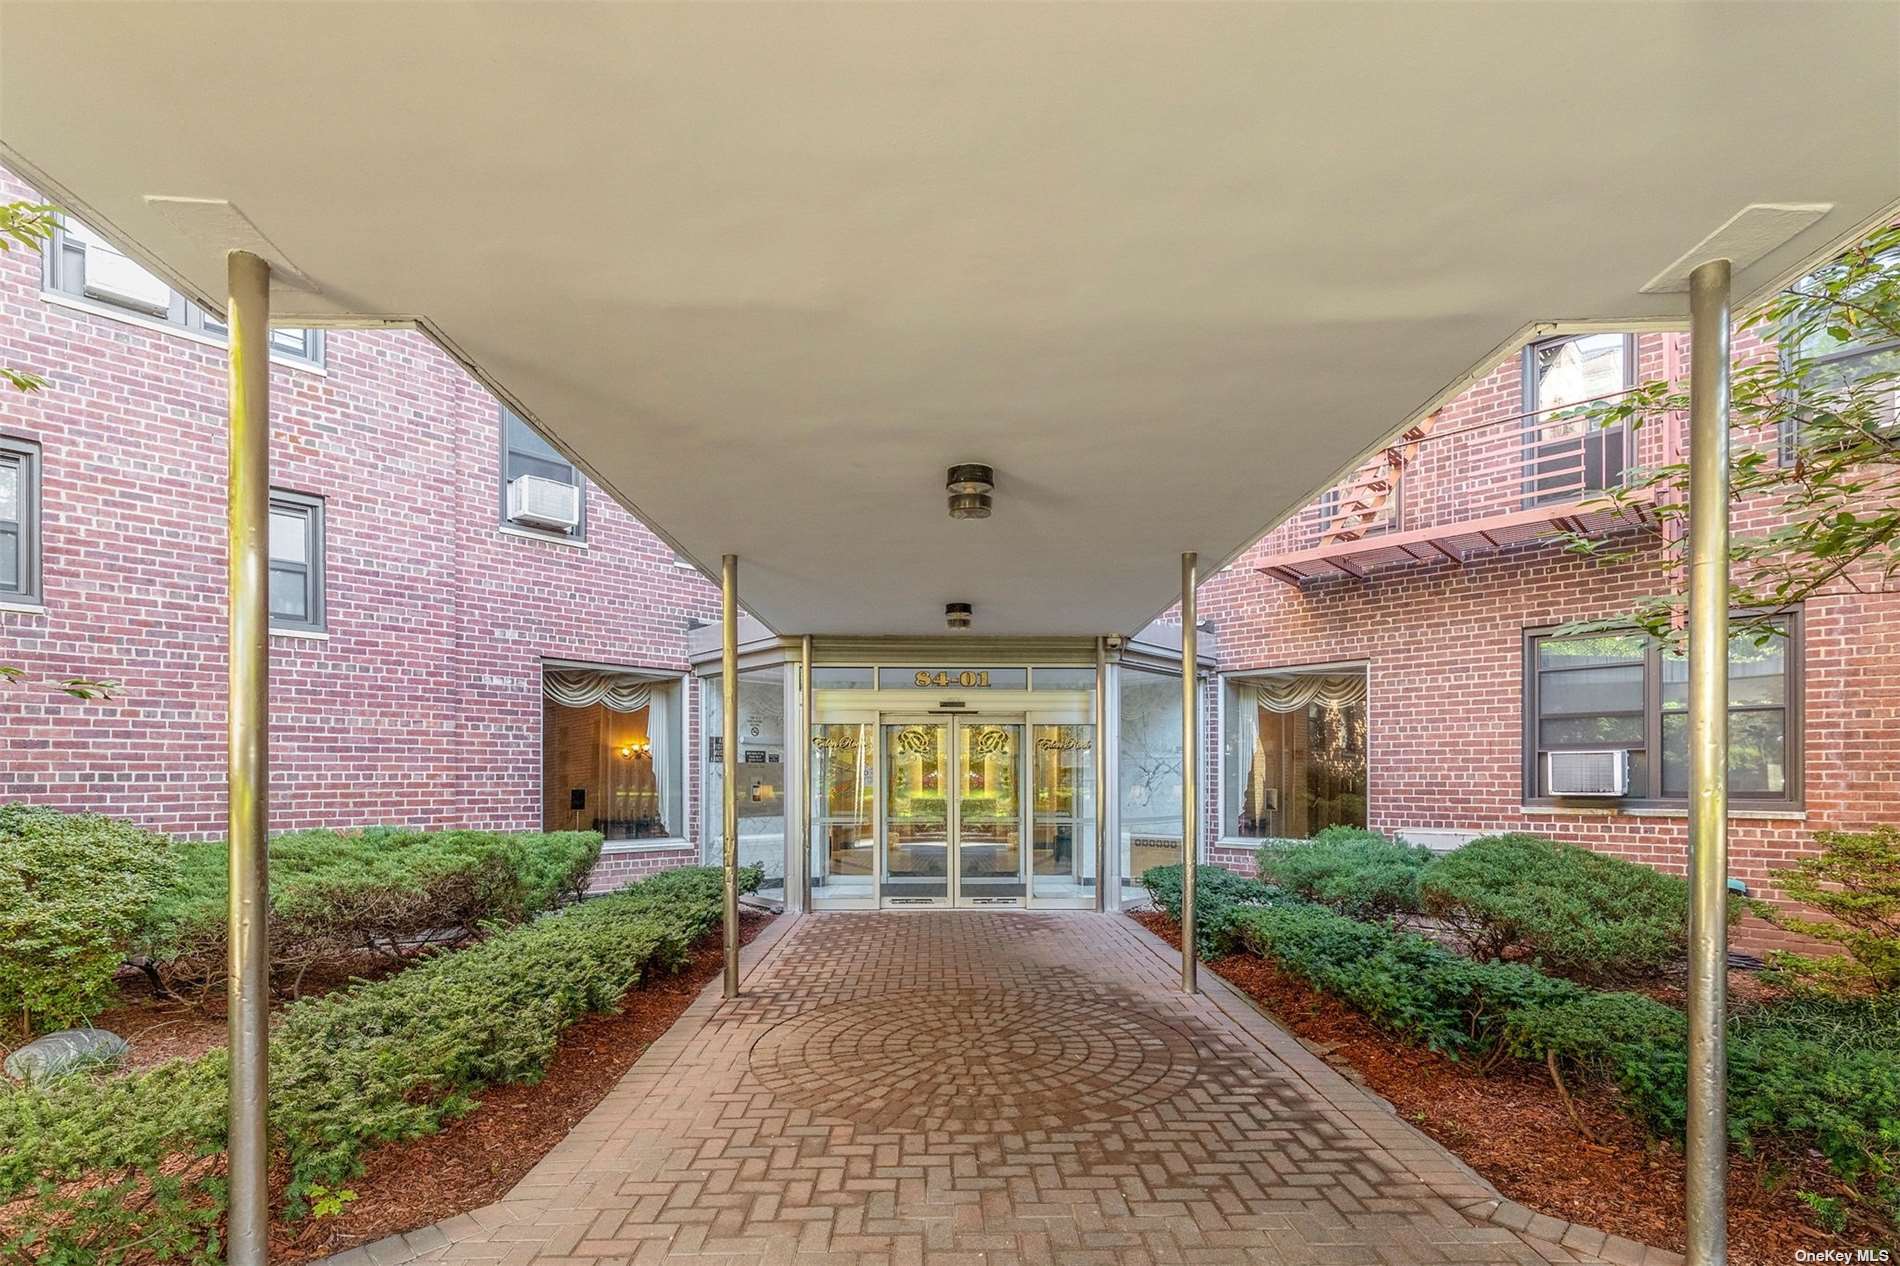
1195,332 -> 1900,952
0,168 -> 717,884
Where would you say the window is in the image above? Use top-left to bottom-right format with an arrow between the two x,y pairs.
500,407 -> 585,539
1524,614 -> 1800,807
267,491 -> 325,633
0,436 -> 41,605
1522,333 -> 1634,505
1780,269 -> 1900,458
1223,668 -> 1368,839
1119,665 -> 1187,889
42,216 -> 323,365
543,668 -> 684,843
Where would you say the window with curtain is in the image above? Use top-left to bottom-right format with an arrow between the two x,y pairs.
1222,669 -> 1368,840
542,669 -> 682,840
1525,616 -> 1799,806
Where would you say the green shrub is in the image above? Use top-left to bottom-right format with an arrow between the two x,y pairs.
1416,833 -> 1698,981
1232,897 -> 1900,1230
0,804 -> 180,1034
0,864 -> 739,1265
1764,826 -> 1900,995
1232,902 -> 1583,1056
139,827 -> 603,991
1254,827 -> 1432,920
1141,863 -> 1288,957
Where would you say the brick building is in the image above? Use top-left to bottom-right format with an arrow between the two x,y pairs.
3,155 -> 1895,930
0,165 -> 719,889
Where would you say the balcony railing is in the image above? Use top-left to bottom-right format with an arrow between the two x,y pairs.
1258,397 -> 1666,583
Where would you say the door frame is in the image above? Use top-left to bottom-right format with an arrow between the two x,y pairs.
877,711 -> 1030,909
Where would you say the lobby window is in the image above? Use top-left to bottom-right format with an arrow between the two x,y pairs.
0,436 -> 41,604
1223,668 -> 1368,840
500,407 -> 585,539
43,215 -> 323,365
1524,615 -> 1799,807
1119,665 -> 1187,889
1522,332 -> 1633,506
267,491 -> 325,632
542,669 -> 683,842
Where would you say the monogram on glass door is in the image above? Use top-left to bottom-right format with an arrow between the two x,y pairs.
879,716 -> 1027,907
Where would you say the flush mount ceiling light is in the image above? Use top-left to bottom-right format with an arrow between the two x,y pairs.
946,463 -> 994,520
945,602 -> 973,629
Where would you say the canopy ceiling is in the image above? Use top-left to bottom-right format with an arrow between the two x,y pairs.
2,3 -> 1896,635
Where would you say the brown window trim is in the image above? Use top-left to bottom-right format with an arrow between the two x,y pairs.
1520,609 -> 1804,813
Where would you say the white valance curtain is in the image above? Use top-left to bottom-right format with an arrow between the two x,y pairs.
543,669 -> 654,713
1248,672 -> 1367,715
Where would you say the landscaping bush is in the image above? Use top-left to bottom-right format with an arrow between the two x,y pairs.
0,804 -> 179,1034
1416,833 -> 1698,981
0,863 -> 752,1266
1763,826 -> 1900,995
1254,826 -> 1431,920
1141,862 -> 1288,957
1231,898 -> 1900,1231
139,826 -> 604,992
1232,902 -> 1584,1056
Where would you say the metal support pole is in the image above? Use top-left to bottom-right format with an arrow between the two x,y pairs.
225,249 -> 271,1266
1093,636 -> 1108,912
1180,552 -> 1199,993
800,633 -> 814,912
721,554 -> 741,999
1685,257 -> 1732,1266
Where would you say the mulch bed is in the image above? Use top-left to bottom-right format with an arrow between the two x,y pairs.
269,910 -> 775,1264
1126,909 -> 1855,1266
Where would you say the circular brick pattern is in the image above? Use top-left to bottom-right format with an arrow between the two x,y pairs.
748,989 -> 1200,1134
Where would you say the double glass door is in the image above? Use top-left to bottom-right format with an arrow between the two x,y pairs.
883,716 -> 1025,905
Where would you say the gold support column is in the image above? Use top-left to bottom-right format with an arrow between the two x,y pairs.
800,633 -> 814,912
1180,552 -> 1199,994
1094,636 -> 1109,912
1685,257 -> 1732,1266
226,249 -> 271,1266
721,554 -> 740,999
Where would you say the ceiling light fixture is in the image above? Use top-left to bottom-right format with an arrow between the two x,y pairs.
946,463 -> 994,519
945,602 -> 973,630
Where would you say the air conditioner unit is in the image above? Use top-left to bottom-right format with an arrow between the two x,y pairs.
1547,749 -> 1629,797
506,475 -> 580,532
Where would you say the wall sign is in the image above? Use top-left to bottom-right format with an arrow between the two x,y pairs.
911,670 -> 992,688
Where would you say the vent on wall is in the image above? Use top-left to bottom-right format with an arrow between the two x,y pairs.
1547,749 -> 1629,797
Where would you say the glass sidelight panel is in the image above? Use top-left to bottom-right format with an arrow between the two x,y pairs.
810,723 -> 875,899
957,721 -> 1023,901
1031,724 -> 1095,902
884,722 -> 951,901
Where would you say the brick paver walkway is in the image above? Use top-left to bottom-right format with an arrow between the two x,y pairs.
337,912 -> 1661,1266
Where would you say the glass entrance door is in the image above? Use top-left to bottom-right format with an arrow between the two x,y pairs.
880,716 -> 1026,906
954,720 -> 1023,904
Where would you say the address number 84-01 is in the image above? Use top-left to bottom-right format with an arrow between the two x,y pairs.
914,670 -> 991,688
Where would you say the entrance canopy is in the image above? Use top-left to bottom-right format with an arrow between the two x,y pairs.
2,3 -> 1894,634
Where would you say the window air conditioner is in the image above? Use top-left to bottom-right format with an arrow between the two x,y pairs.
506,475 -> 580,532
1547,749 -> 1629,797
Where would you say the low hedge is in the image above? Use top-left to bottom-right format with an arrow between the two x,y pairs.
139,826 -> 604,992
1232,901 -> 1900,1229
1,804 -> 180,1034
1141,862 -> 1289,957
1415,833 -> 1702,982
1254,827 -> 1432,920
0,863 -> 759,1265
